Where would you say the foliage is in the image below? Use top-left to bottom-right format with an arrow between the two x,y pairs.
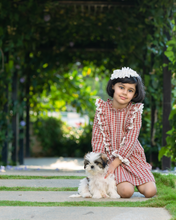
158,108 -> 176,162
33,117 -> 65,156
0,57 -> 14,157
29,63 -> 97,117
33,116 -> 92,157
0,0 -> 175,164
159,17 -> 176,162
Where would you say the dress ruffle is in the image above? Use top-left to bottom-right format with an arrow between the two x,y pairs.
125,103 -> 144,131
112,150 -> 130,165
111,103 -> 144,166
95,99 -> 111,153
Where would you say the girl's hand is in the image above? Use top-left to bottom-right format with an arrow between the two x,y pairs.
104,157 -> 122,179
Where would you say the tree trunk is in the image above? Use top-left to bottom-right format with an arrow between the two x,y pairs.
2,83 -> 9,165
19,114 -> 24,165
25,73 -> 30,157
162,49 -> 171,170
11,71 -> 19,164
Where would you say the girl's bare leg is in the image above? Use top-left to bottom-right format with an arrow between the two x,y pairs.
137,182 -> 157,198
117,182 -> 134,198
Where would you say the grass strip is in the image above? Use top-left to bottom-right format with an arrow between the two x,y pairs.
0,186 -> 78,191
0,175 -> 84,179
0,199 -> 174,208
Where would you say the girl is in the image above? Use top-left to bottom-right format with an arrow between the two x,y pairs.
92,67 -> 157,198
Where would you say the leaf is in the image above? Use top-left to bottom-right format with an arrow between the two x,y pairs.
158,147 -> 168,161
169,109 -> 176,120
43,63 -> 48,68
172,89 -> 176,97
164,50 -> 174,58
171,19 -> 175,25
8,60 -> 14,70
166,128 -> 175,135
166,39 -> 176,46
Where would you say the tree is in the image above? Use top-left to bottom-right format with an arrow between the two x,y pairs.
0,0 -> 175,165
159,17 -> 176,164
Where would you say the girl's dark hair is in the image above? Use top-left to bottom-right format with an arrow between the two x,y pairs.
106,76 -> 145,103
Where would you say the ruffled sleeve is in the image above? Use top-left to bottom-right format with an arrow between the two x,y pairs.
91,99 -> 112,158
112,103 -> 144,165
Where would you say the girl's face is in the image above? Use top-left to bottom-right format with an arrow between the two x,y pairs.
112,82 -> 136,109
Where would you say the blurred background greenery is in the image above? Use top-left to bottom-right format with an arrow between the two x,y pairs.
0,0 -> 176,169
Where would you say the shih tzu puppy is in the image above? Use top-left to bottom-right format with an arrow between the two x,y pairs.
70,152 -> 120,199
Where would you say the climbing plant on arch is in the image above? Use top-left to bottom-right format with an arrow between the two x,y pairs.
0,0 -> 175,167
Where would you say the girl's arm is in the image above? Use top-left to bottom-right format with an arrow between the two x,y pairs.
104,157 -> 122,179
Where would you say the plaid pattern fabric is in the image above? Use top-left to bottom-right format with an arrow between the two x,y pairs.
92,99 -> 155,186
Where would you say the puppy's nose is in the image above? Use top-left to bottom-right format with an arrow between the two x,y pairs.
91,165 -> 94,169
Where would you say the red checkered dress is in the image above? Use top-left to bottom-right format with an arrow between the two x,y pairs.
92,99 -> 155,186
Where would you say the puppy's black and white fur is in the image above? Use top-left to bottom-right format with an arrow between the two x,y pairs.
70,152 -> 120,199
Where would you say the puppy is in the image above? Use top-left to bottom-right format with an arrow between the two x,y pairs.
70,152 -> 120,199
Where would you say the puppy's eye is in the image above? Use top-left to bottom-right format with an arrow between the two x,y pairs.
95,161 -> 100,165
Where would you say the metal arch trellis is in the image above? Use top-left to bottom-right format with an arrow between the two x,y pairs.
45,0 -> 137,14
0,0 -> 175,167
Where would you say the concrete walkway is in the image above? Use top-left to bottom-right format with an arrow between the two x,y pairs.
0,157 -> 172,220
0,207 -> 171,220
0,179 -> 80,188
0,170 -> 85,176
0,191 -> 149,202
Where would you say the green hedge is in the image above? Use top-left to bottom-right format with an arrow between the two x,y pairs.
33,117 -> 92,157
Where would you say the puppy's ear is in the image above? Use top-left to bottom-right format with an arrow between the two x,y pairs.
100,153 -> 108,168
84,159 -> 89,169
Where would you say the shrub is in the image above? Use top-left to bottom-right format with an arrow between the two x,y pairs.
33,116 -> 92,157
33,117 -> 65,156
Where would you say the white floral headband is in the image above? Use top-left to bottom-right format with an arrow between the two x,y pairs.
110,67 -> 139,80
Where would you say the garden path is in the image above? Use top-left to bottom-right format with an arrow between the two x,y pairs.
0,157 -> 172,220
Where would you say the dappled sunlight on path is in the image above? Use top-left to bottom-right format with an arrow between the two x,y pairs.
23,157 -> 84,171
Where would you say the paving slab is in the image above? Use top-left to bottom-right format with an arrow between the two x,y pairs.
0,191 -> 149,202
0,170 -> 85,176
0,179 -> 80,188
0,207 -> 171,220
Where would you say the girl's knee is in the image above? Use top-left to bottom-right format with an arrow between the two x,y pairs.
138,182 -> 157,198
121,189 -> 134,198
144,187 -> 157,198
117,184 -> 134,198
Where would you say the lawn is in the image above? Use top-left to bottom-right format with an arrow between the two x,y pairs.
0,172 -> 175,219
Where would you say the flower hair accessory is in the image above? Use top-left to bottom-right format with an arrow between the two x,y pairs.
110,67 -> 139,80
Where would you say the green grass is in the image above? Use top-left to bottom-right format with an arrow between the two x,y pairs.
0,199 -> 161,207
0,175 -> 84,179
0,186 -> 78,191
0,173 -> 176,219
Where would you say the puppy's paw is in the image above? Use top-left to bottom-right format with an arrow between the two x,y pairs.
69,194 -> 81,198
82,193 -> 92,198
102,193 -> 109,198
92,194 -> 102,199
110,193 -> 120,199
